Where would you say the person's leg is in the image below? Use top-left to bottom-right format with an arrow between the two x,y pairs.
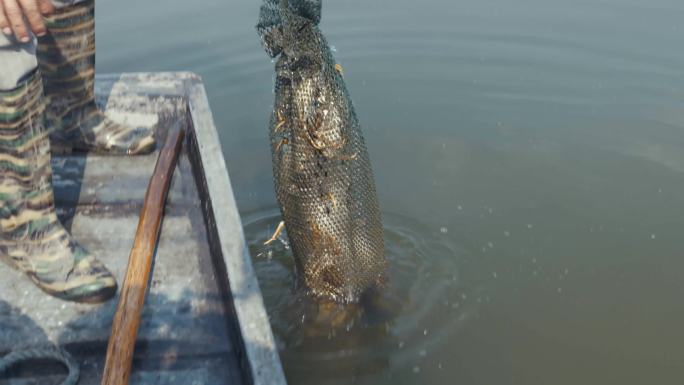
0,34 -> 117,303
37,0 -> 156,155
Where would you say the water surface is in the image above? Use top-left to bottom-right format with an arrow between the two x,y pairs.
99,0 -> 684,383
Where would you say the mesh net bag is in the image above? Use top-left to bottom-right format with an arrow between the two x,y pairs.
257,0 -> 386,302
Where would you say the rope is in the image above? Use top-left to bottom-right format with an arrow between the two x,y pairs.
0,346 -> 80,385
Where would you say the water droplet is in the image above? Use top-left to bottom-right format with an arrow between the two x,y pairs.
413,366 -> 421,374
419,350 -> 427,357
493,272 -> 498,279
527,224 -> 533,229
557,287 -> 562,293
399,341 -> 405,348
440,227 -> 448,234
504,230 -> 510,237
457,205 -> 463,210
488,242 -> 494,248
423,329 -> 428,336
650,234 -> 656,240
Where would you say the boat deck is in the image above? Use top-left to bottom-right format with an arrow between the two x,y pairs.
0,73 -> 285,385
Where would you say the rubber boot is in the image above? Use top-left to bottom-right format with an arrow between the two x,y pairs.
0,71 -> 117,303
36,0 -> 155,155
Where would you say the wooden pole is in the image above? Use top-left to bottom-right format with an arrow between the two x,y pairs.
101,126 -> 185,385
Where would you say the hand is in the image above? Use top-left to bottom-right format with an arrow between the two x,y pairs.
0,0 -> 54,43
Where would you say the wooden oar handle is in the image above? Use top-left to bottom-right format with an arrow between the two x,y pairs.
101,126 -> 185,385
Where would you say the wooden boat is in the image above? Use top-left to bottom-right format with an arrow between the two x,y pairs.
0,73 -> 286,385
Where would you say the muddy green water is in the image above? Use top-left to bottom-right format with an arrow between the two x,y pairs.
99,0 -> 684,383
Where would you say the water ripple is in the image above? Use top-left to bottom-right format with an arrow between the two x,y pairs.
244,208 -> 480,384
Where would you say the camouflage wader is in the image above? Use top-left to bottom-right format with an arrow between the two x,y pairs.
0,70 -> 117,303
0,0 -> 154,302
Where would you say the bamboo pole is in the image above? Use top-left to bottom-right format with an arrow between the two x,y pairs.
101,126 -> 185,385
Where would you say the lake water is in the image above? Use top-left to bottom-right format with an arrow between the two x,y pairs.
98,0 -> 684,384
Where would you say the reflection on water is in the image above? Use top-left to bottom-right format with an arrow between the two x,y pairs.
97,0 -> 684,383
245,209 -> 478,384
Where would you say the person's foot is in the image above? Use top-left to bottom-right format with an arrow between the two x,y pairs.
36,0 -> 155,155
0,71 -> 118,303
3,231 -> 118,303
46,99 -> 156,155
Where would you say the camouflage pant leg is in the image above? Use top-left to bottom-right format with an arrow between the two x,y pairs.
0,0 -> 90,90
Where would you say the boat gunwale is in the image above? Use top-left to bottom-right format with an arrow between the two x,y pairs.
96,72 -> 287,385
